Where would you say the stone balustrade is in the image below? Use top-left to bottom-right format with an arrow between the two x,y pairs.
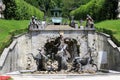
0,40 -> 18,74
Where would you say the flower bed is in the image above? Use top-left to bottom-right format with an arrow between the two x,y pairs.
0,76 -> 12,80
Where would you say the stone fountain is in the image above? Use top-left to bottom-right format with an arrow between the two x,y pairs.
0,22 -> 120,75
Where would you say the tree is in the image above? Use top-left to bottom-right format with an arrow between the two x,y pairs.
38,0 -> 56,18
105,0 -> 118,19
24,0 -> 90,18
62,0 -> 90,18
24,0 -> 62,17
53,0 -> 62,8
3,0 -> 17,19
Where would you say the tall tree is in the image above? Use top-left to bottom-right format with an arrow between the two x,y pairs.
62,0 -> 90,18
24,0 -> 91,18
38,0 -> 56,17
53,0 -> 62,8
3,0 -> 17,19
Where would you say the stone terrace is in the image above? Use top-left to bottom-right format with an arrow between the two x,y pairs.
45,25 -> 74,30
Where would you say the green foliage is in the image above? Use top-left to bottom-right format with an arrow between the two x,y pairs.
0,19 -> 29,54
95,20 -> 120,46
102,0 -> 118,20
24,0 -> 39,8
0,35 -> 12,56
15,0 -> 44,20
3,0 -> 44,20
24,0 -> 62,16
24,0 -> 90,18
25,0 -> 57,17
3,0 -> 17,19
70,0 -> 105,20
70,0 -> 118,21
62,0 -> 90,18
38,0 -> 54,16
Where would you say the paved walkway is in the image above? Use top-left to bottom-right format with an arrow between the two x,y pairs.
45,25 -> 74,30
3,74 -> 120,80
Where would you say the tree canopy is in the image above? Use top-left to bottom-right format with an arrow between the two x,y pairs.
3,0 -> 119,20
3,0 -> 44,20
70,0 -> 118,21
24,0 -> 90,17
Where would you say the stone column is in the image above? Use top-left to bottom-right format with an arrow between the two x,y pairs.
118,0 -> 120,18
0,1 -> 5,18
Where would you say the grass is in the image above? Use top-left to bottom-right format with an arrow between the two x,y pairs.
0,19 -> 29,54
95,20 -> 120,46
0,19 -> 29,41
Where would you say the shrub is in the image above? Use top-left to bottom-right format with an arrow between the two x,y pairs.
70,0 -> 118,21
3,0 -> 44,20
3,0 -> 17,19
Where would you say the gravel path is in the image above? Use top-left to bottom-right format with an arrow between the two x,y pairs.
45,25 -> 74,30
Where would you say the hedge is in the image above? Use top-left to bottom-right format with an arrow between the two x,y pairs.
70,0 -> 118,21
3,0 -> 44,20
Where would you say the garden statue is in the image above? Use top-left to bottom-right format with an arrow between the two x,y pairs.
29,47 -> 48,71
86,15 -> 94,28
27,34 -> 97,73
70,16 -> 75,27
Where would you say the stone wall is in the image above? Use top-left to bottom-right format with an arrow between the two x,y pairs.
0,40 -> 19,74
95,32 -> 120,70
0,29 -> 120,74
29,30 -> 96,58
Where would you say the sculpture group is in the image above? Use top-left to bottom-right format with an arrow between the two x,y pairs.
28,34 -> 98,73
27,15 -> 97,73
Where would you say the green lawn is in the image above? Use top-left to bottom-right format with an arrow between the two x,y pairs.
0,19 -> 29,41
0,19 -> 29,54
95,20 -> 120,46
